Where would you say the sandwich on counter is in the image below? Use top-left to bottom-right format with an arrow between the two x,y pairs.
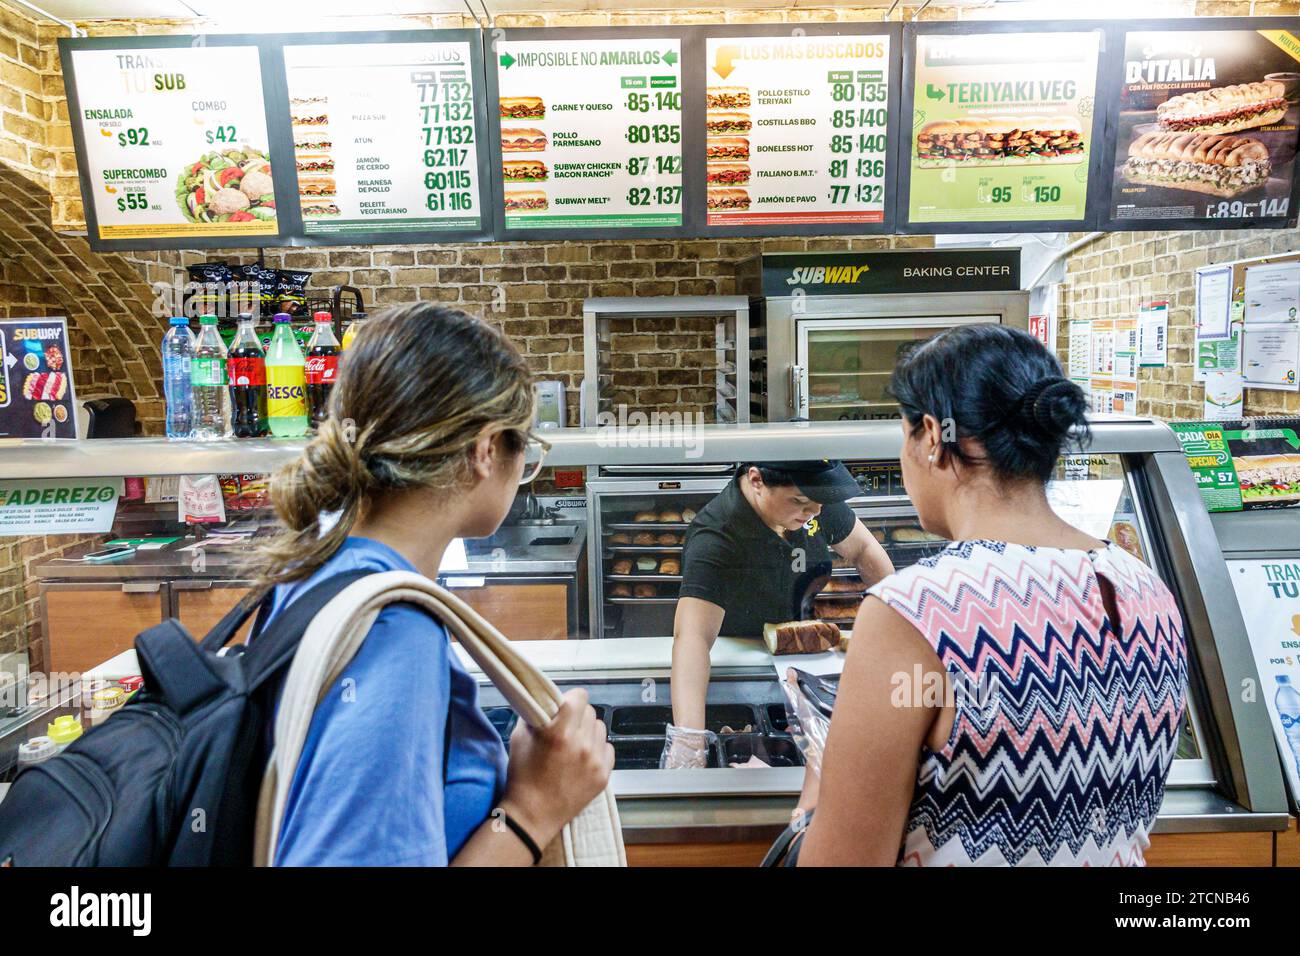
1156,81 -> 1288,135
1122,131 -> 1272,197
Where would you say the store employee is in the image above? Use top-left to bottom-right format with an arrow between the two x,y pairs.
668,460 -> 894,754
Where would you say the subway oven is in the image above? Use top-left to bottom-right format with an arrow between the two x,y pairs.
744,250 -> 1030,422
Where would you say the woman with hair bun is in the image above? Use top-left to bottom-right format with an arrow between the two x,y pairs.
793,325 -> 1188,867
252,302 -> 612,866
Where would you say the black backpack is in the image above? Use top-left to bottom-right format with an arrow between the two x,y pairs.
0,569 -> 371,866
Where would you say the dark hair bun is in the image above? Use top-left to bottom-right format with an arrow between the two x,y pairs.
888,325 -> 1090,483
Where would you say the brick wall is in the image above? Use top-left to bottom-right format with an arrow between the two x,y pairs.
1056,229 -> 1300,421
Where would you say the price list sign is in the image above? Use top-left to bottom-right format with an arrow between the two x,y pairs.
493,35 -> 684,231
703,33 -> 892,227
63,43 -> 280,245
904,29 -> 1102,227
282,40 -> 485,238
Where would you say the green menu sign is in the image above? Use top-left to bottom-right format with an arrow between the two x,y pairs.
1170,421 -> 1244,512
906,29 -> 1101,226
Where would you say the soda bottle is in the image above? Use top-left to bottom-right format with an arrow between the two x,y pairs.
305,311 -> 341,428
1275,674 -> 1300,777
341,311 -> 368,350
191,314 -> 230,440
162,316 -> 195,440
266,312 -> 308,438
228,314 -> 269,438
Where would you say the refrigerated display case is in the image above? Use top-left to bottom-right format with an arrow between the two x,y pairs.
0,419 -> 1290,864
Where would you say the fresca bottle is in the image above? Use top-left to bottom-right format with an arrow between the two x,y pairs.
191,314 -> 231,440
162,316 -> 195,440
341,311 -> 368,350
266,313 -> 309,438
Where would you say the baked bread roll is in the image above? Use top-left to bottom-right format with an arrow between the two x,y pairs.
611,559 -> 632,575
659,559 -> 681,575
610,532 -> 631,545
1122,131 -> 1272,197
658,509 -> 682,522
892,527 -> 945,543
681,507 -> 697,522
763,620 -> 844,655
824,577 -> 864,593
656,532 -> 680,546
1156,81 -> 1287,134
635,556 -> 658,573
633,584 -> 658,599
634,510 -> 658,523
633,532 -> 657,546
610,583 -> 632,598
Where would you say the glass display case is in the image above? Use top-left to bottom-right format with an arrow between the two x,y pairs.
0,419 -> 1289,864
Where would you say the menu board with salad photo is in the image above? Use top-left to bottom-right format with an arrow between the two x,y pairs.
900,24 -> 1105,231
1103,20 -> 1300,230
487,29 -> 686,236
280,33 -> 489,242
60,38 -> 282,249
697,24 -> 899,234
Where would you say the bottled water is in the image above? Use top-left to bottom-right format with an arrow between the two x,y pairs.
191,314 -> 230,440
1276,674 -> 1300,777
162,316 -> 194,440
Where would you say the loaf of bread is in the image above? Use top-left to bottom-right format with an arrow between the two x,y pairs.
658,509 -> 682,522
659,558 -> 681,575
633,584 -> 658,598
656,532 -> 680,546
635,556 -> 658,573
824,577 -> 863,593
610,583 -> 632,598
611,559 -> 632,575
634,510 -> 658,523
633,532 -> 657,546
681,507 -> 697,522
763,619 -> 844,655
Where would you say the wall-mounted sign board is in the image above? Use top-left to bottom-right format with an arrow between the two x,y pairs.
897,21 -> 1112,233
689,22 -> 901,236
1099,17 -> 1300,231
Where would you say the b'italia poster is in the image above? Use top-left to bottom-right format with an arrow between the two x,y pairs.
1107,25 -> 1300,227
65,43 -> 280,244
905,29 -> 1101,227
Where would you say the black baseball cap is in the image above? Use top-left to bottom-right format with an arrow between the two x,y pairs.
748,459 -> 861,504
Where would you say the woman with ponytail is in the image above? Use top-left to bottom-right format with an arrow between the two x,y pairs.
792,325 -> 1188,867
252,303 -> 611,866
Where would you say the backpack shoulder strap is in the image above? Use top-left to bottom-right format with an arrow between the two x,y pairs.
242,570 -> 375,692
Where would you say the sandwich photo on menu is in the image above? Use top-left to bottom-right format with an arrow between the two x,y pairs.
706,136 -> 749,162
293,132 -> 331,152
499,96 -> 545,119
706,111 -> 752,135
298,175 -> 336,198
1235,454 -> 1300,505
300,199 -> 340,218
916,118 -> 1086,164
706,87 -> 750,110
1156,81 -> 1288,135
706,187 -> 750,211
706,163 -> 750,186
501,127 -> 547,152
504,189 -> 548,212
291,107 -> 328,127
502,159 -> 548,183
295,154 -> 334,173
1122,131 -> 1271,197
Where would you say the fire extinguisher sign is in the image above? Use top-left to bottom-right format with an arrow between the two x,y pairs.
1029,314 -> 1051,348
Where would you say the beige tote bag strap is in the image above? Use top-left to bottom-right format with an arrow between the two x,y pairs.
254,571 -> 625,867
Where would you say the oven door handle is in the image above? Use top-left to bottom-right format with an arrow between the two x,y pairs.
790,364 -> 808,418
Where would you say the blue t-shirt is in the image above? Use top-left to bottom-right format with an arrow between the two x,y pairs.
263,537 -> 507,866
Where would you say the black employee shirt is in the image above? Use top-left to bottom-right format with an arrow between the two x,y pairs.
679,474 -> 856,637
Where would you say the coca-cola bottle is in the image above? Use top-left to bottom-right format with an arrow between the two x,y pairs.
228,314 -> 269,438
305,311 -> 341,429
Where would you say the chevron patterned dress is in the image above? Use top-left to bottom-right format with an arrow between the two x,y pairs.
867,540 -> 1187,866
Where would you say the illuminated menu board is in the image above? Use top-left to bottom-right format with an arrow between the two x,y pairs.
62,38 -> 283,249
699,28 -> 896,232
487,29 -> 686,236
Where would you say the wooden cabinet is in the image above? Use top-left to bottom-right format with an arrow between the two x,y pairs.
43,582 -> 166,675
1145,830 -> 1274,867
453,582 -> 571,641
172,581 -> 255,645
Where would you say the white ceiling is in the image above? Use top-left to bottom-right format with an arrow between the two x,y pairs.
31,0 -> 917,20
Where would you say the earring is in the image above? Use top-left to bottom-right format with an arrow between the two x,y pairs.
927,453 -> 935,462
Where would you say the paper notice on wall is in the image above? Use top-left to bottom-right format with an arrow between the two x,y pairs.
1113,315 -> 1138,379
1224,559 -> 1300,809
1244,260 -> 1300,326
1068,319 -> 1091,380
1203,370 -> 1244,420
1196,299 -> 1244,383
0,478 -> 122,537
1242,326 -> 1300,391
1196,265 -> 1233,340
1090,318 -> 1115,376
1138,301 -> 1168,367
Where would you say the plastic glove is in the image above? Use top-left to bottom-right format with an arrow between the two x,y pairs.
659,723 -> 715,769
779,668 -> 832,778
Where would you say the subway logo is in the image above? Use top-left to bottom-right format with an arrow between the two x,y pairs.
786,265 -> 871,286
